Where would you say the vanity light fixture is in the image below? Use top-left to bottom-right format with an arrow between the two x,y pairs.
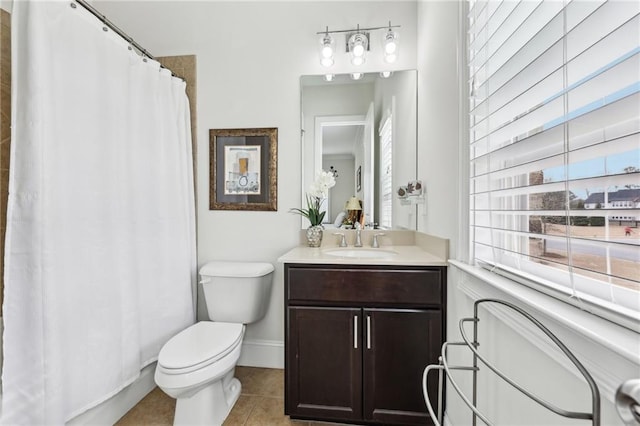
380,71 -> 393,78
350,72 -> 364,80
323,74 -> 335,82
316,22 -> 400,69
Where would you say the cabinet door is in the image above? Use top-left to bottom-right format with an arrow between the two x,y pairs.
363,308 -> 441,425
287,306 -> 362,421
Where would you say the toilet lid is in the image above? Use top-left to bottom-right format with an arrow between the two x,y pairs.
158,322 -> 244,371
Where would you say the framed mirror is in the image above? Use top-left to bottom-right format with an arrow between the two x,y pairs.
300,70 -> 417,230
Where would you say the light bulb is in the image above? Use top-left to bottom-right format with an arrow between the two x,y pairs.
321,57 -> 334,67
351,72 -> 363,80
383,28 -> 399,63
324,74 -> 334,82
351,56 -> 364,66
353,43 -> 365,57
348,32 -> 368,65
380,71 -> 393,78
321,44 -> 334,58
385,40 -> 397,54
319,31 -> 335,68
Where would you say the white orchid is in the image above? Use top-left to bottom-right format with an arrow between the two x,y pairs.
290,170 -> 337,226
308,170 -> 336,198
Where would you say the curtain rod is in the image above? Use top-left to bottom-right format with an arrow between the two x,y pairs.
72,0 -> 182,80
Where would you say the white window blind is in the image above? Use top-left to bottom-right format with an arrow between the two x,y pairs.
468,0 -> 640,329
379,113 -> 393,229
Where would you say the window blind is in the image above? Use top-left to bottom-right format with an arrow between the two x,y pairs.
468,0 -> 640,329
379,114 -> 393,229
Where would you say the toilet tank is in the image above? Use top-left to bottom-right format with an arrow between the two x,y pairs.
199,261 -> 274,324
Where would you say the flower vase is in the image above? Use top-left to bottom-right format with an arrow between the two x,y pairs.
306,225 -> 323,247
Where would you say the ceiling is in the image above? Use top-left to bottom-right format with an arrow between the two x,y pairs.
322,124 -> 362,156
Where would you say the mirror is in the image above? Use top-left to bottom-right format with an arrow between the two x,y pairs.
301,70 -> 417,230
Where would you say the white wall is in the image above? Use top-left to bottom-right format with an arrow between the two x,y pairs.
322,155 -> 354,222
416,1 -> 460,249
92,0 -> 418,365
374,71 -> 417,229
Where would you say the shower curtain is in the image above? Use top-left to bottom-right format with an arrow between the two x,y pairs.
2,1 -> 196,423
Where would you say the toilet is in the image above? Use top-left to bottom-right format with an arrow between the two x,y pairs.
155,261 -> 274,425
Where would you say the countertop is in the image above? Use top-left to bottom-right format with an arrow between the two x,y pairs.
278,242 -> 448,267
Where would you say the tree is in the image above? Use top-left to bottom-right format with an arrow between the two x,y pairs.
531,190 -> 585,255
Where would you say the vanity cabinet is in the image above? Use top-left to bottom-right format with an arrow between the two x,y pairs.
285,263 -> 446,426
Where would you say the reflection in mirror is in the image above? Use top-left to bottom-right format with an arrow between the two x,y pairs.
301,70 -> 417,230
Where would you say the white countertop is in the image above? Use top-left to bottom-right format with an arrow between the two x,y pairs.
277,245 -> 448,266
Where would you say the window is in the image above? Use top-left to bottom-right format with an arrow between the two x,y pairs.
468,0 -> 640,328
379,112 -> 393,229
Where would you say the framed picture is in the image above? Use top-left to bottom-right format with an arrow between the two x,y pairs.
357,166 -> 362,192
210,128 -> 277,211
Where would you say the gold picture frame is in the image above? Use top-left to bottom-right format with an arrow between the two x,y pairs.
209,128 -> 277,211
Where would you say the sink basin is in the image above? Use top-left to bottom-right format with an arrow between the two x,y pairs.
323,248 -> 398,259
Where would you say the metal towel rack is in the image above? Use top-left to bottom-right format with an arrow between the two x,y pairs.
422,298 -> 601,426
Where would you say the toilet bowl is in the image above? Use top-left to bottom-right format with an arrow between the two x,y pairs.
154,261 -> 274,425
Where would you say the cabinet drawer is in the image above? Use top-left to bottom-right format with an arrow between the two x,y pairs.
287,266 -> 442,306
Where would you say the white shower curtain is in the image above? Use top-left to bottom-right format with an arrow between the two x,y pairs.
2,1 -> 196,423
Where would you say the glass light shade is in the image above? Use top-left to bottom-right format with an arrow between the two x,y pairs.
323,74 -> 335,82
383,29 -> 399,63
350,72 -> 363,80
348,32 -> 368,66
380,71 -> 393,78
383,29 -> 398,52
319,33 -> 335,68
320,34 -> 335,58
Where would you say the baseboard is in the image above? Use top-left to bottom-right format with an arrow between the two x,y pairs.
66,362 -> 157,426
237,339 -> 284,369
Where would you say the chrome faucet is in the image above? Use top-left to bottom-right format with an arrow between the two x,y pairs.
354,222 -> 363,247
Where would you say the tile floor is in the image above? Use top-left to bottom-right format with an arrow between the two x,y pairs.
116,366 -> 347,426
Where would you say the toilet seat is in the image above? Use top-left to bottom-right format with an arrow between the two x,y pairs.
157,322 -> 244,375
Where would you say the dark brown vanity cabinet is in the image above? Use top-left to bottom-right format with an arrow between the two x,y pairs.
285,264 -> 446,426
